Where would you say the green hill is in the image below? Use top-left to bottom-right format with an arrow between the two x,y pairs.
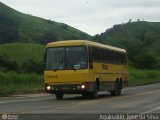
0,43 -> 45,63
93,21 -> 160,69
0,2 -> 91,44
0,43 -> 45,73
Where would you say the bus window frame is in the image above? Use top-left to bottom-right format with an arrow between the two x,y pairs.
90,46 -> 127,65
88,46 -> 93,69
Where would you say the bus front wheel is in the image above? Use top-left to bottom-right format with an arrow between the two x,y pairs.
55,93 -> 64,100
90,90 -> 98,99
90,85 -> 98,99
82,93 -> 89,98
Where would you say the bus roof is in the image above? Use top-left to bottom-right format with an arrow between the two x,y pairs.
47,40 -> 126,53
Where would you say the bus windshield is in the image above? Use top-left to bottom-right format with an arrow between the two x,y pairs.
46,46 -> 88,70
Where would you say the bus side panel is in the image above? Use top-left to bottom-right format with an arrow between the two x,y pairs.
92,62 -> 128,91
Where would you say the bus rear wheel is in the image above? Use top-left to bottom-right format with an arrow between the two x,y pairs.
55,93 -> 64,100
110,82 -> 121,96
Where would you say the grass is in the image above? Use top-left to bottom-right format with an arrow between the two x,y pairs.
0,43 -> 45,63
0,71 -> 44,96
128,67 -> 160,86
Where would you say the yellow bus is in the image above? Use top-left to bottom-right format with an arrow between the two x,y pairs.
44,40 -> 128,100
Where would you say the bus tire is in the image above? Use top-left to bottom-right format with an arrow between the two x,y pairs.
110,81 -> 121,96
116,83 -> 121,96
82,93 -> 89,98
120,79 -> 122,89
55,93 -> 64,100
90,84 -> 98,99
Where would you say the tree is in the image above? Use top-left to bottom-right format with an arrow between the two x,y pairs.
135,53 -> 158,69
0,54 -> 19,72
22,59 -> 44,74
128,19 -> 132,23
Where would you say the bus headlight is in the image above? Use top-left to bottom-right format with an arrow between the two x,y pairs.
81,84 -> 85,89
46,86 -> 51,91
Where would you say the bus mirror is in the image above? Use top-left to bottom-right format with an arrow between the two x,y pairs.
43,52 -> 46,63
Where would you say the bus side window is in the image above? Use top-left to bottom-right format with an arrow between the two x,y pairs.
89,47 -> 93,69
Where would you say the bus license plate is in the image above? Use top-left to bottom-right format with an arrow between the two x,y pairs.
62,87 -> 69,90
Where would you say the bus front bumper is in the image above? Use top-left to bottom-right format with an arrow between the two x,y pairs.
45,83 -> 94,94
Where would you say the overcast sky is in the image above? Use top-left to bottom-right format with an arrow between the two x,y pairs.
1,0 -> 160,35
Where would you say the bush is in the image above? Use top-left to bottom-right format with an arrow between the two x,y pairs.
0,54 -> 19,72
22,59 -> 44,74
129,67 -> 160,86
0,55 -> 44,74
134,53 -> 158,69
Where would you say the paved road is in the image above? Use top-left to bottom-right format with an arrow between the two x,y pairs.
0,83 -> 160,120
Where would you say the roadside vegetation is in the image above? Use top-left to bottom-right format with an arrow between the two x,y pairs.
128,67 -> 160,86
0,71 -> 43,96
0,43 -> 44,96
